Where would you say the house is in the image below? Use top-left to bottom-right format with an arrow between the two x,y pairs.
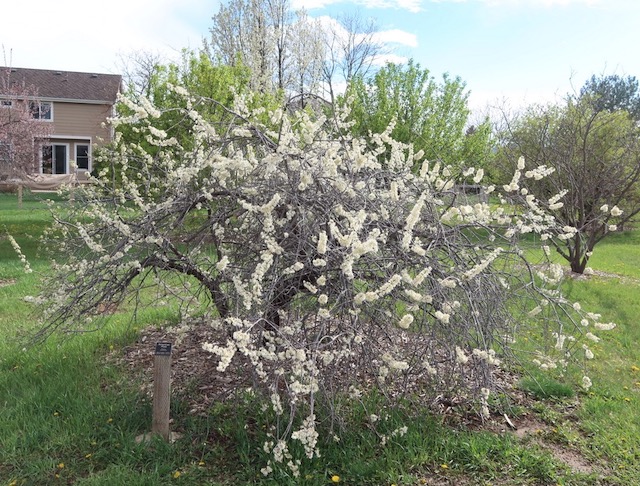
0,66 -> 121,177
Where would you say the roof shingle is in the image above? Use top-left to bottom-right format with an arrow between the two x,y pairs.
1,67 -> 121,103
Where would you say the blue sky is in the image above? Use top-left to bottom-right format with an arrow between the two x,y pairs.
2,0 -> 638,112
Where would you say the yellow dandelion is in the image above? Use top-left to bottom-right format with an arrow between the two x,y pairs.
57,463 -> 65,469
55,474 -> 60,479
331,475 -> 340,483
631,365 -> 640,372
85,453 -> 92,459
440,463 -> 449,469
624,397 -> 631,402
9,480 -> 18,486
173,470 -> 181,479
53,412 -> 59,416
107,418 -> 113,423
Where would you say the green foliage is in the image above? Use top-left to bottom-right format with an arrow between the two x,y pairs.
580,74 -> 640,120
95,51 -> 282,186
520,375 -> 576,400
343,60 -> 493,172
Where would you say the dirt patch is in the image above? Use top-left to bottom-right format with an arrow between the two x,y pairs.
506,415 -> 598,476
113,318 -> 514,417
545,442 -> 596,475
113,321 -> 602,478
114,321 -> 254,415
0,278 -> 16,288
566,267 -> 640,285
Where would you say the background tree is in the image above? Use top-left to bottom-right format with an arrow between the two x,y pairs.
117,50 -> 166,100
286,10 -> 326,108
98,50 -> 281,187
206,0 -> 274,92
321,12 -> 386,102
580,74 -> 640,120
205,0 -> 327,100
116,50 -> 280,143
496,95 -> 640,273
0,67 -> 52,180
344,60 -> 493,172
205,1 -> 384,105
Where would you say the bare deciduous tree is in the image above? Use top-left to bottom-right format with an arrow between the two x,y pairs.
206,0 -> 295,93
116,50 -> 167,99
321,12 -> 386,101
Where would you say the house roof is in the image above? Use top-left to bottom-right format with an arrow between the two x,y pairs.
1,67 -> 121,104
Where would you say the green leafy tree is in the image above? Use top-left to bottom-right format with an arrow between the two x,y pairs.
343,60 -> 493,172
98,51 -> 281,186
118,51 -> 259,146
580,74 -> 640,120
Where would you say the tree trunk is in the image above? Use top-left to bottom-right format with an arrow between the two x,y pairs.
570,258 -> 586,274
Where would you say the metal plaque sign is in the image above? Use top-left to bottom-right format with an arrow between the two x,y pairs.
155,342 -> 172,356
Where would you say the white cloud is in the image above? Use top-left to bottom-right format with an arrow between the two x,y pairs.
467,87 -> 565,118
372,29 -> 418,47
293,0 -> 423,12
1,0 -> 213,73
372,53 -> 411,66
362,0 -> 423,12
292,0 -> 343,9
432,0 -> 601,6
318,16 -> 417,51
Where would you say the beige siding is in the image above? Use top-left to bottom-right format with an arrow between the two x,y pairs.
51,102 -> 113,144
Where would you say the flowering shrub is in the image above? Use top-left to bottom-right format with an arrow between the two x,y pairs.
35,86 -> 613,476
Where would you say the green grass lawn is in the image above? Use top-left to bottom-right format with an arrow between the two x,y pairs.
1,190 -> 639,485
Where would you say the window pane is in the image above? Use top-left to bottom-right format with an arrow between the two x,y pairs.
76,144 -> 90,170
42,146 -> 53,174
0,143 -> 11,166
29,101 -> 52,120
30,101 -> 40,119
55,145 -> 66,174
41,102 -> 52,120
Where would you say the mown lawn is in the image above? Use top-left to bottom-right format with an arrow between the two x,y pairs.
1,190 -> 639,485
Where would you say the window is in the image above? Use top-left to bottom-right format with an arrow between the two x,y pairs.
0,142 -> 11,166
42,144 -> 67,174
76,144 -> 90,171
29,101 -> 52,120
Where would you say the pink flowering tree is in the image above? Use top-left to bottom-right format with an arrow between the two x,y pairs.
35,86 -> 613,477
0,68 -> 51,181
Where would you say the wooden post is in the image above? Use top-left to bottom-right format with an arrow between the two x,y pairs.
152,342 -> 172,441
